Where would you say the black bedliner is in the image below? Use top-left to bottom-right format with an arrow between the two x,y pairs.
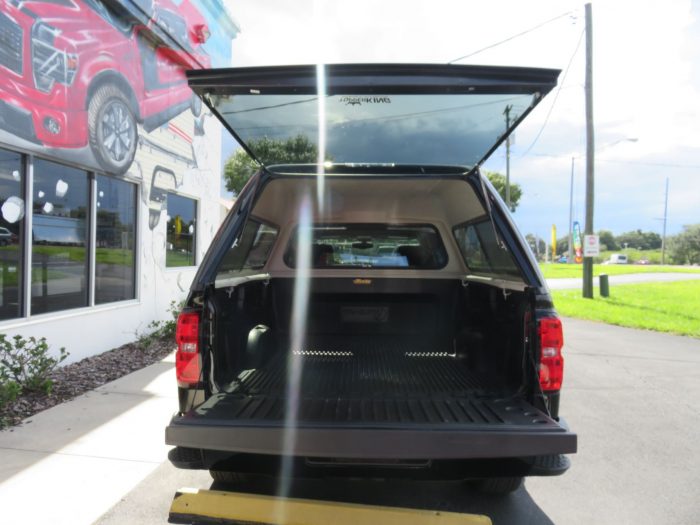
167,336 -> 577,458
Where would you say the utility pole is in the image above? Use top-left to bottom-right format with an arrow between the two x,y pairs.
568,157 -> 575,264
582,2 -> 595,299
504,105 -> 512,210
661,177 -> 669,265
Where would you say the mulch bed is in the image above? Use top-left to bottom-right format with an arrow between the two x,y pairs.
1,338 -> 175,430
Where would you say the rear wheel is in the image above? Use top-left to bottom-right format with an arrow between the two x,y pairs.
474,476 -> 523,494
209,470 -> 250,484
88,84 -> 137,175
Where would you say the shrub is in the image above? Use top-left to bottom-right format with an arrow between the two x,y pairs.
0,335 -> 69,395
137,300 -> 183,349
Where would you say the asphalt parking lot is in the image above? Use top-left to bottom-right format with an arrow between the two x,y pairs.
2,318 -> 698,524
95,318 -> 700,525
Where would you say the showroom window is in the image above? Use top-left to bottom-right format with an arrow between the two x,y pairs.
95,175 -> 137,304
31,159 -> 89,314
166,193 -> 197,267
0,148 -> 24,321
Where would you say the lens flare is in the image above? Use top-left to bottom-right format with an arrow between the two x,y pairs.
276,192 -> 312,513
316,63 -> 327,215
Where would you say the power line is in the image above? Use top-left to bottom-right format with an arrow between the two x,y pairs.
448,10 -> 577,64
532,153 -> 700,170
597,158 -> 700,169
519,28 -> 585,157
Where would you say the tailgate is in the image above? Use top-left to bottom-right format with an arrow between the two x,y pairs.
166,394 -> 576,459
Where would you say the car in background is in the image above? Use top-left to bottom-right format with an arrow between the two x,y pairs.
0,226 -> 17,245
603,253 -> 628,264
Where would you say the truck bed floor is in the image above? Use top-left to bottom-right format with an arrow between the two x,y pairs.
195,337 -> 534,427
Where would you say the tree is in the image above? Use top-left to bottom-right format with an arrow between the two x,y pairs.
597,229 -> 618,251
668,224 -> 700,265
555,236 -> 569,256
616,229 -> 662,250
485,171 -> 522,212
223,135 -> 320,195
525,233 -> 546,259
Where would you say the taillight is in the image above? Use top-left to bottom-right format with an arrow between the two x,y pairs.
538,317 -> 564,392
175,311 -> 200,388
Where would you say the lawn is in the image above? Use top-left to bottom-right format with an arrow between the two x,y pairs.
552,280 -> 700,338
540,263 -> 700,279
166,250 -> 195,267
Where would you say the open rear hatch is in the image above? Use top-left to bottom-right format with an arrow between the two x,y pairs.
186,63 -> 559,170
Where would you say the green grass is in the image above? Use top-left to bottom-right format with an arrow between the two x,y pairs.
166,250 -> 195,267
552,280 -> 700,338
540,263 -> 700,279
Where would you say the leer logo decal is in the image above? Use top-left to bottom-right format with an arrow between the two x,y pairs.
339,96 -> 391,106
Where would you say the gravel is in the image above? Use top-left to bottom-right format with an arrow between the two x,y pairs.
1,338 -> 175,430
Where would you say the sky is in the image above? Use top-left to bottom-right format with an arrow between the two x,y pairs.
220,0 -> 700,242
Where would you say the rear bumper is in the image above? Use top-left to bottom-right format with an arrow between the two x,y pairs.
165,418 -> 577,461
168,446 -> 572,480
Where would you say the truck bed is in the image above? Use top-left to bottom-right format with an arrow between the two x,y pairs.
166,336 -> 577,459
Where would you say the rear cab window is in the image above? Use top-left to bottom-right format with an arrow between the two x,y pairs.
284,224 -> 448,269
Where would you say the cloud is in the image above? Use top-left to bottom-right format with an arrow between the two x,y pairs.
224,0 -> 700,239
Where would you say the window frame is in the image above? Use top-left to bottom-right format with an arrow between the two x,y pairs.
452,216 -> 524,281
0,148 -> 26,320
215,216 -> 280,279
0,147 -> 142,324
94,173 -> 139,305
165,190 -> 199,269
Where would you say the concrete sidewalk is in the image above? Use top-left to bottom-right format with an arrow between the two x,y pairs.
0,352 -> 178,525
546,272 -> 700,290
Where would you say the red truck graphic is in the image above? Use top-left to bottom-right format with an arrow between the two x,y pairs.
0,0 -> 210,174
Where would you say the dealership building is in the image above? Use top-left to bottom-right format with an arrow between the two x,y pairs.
0,0 -> 239,362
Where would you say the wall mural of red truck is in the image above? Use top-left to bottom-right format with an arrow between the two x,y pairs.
0,0 -> 225,174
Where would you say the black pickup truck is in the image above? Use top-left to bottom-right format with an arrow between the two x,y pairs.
166,64 -> 577,494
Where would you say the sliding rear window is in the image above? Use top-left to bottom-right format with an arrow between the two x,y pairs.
284,224 -> 448,269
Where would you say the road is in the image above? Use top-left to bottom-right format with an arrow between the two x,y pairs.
94,318 -> 700,525
546,271 -> 700,290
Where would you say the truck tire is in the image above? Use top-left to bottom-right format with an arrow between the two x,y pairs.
475,476 -> 523,494
88,84 -> 137,175
190,93 -> 202,117
209,470 -> 250,484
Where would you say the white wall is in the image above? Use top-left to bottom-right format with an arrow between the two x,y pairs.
0,114 -> 224,365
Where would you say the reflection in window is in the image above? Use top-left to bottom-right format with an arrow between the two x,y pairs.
96,176 -> 137,304
166,193 -> 196,267
284,224 -> 447,269
0,149 -> 24,320
31,159 -> 89,314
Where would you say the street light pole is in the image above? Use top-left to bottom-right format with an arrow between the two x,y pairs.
583,2 -> 595,298
504,105 -> 513,210
568,157 -> 575,264
661,177 -> 669,265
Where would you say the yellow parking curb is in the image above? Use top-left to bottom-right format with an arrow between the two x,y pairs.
169,488 -> 492,524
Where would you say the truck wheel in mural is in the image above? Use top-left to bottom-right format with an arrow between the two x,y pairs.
88,84 -> 137,175
190,94 -> 203,118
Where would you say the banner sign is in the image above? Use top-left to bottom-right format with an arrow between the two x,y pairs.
573,221 -> 583,263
